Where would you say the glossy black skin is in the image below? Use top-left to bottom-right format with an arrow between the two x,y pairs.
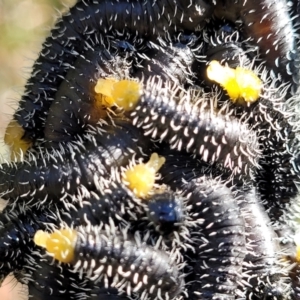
25,250 -> 87,300
1,0 -> 300,299
65,183 -> 144,227
241,188 -> 291,300
184,176 -> 246,300
43,42 -> 135,145
73,228 -> 184,300
0,120 -> 151,205
157,149 -> 294,299
0,207 -> 58,282
44,40 -> 197,146
212,0 -> 299,88
14,0 -> 213,142
193,25 -> 300,222
126,82 -> 260,175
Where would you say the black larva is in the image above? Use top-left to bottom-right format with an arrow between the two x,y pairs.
14,0 -> 213,142
44,40 -> 197,146
156,145 -> 226,189
2,0 -> 300,299
66,181 -> 187,231
0,206 -> 58,283
241,187 -> 293,300
198,34 -> 300,220
212,0 -> 300,88
157,149 -> 293,299
23,249 -> 87,300
43,41 -> 134,146
71,226 -> 185,300
0,120 -> 150,205
182,176 -> 246,300
134,40 -> 196,86
63,180 -> 145,227
127,79 -> 261,176
20,255 -> 131,300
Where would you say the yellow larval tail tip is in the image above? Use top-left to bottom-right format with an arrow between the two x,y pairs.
122,153 -> 166,198
4,120 -> 32,160
295,233 -> 300,263
34,229 -> 77,263
95,78 -> 141,111
206,60 -> 263,105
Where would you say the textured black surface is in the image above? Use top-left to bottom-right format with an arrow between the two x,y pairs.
1,1 -> 300,300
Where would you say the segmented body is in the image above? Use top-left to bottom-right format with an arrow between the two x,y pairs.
43,42 -> 133,145
14,0 -> 213,142
0,120 -> 150,205
200,33 -> 300,221
0,207 -> 58,282
1,0 -> 300,299
184,177 -> 246,299
72,227 -> 184,300
242,188 -> 292,299
44,40 -> 196,145
23,250 -> 88,300
213,0 -> 299,88
127,81 -> 260,175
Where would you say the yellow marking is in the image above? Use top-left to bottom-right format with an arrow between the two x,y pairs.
95,78 -> 141,111
4,120 -> 32,160
122,153 -> 166,198
295,233 -> 300,263
207,60 -> 262,105
34,229 -> 77,263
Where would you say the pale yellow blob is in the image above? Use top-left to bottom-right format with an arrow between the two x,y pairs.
295,233 -> 300,263
95,78 -> 141,111
122,153 -> 166,198
95,78 -> 118,107
34,229 -> 77,263
296,247 -> 300,263
4,119 -> 32,160
207,60 -> 263,105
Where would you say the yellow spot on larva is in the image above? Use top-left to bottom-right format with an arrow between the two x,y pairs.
4,120 -> 32,160
34,229 -> 77,263
207,60 -> 262,105
122,153 -> 166,198
95,78 -> 141,111
295,233 -> 300,263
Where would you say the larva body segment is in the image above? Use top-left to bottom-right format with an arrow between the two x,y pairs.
14,0 -> 213,142
257,132 -> 299,220
71,227 -> 184,300
24,250 -> 87,300
183,176 -> 246,299
0,121 -> 150,204
127,81 -> 261,175
201,36 -> 300,219
2,0 -> 300,298
44,43 -> 132,145
213,0 -> 299,88
44,39 -> 197,146
65,183 -> 144,227
0,207 -> 58,282
241,188 -> 292,299
157,146 -> 225,189
135,41 -> 196,85
87,286 -> 131,300
244,86 -> 299,219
